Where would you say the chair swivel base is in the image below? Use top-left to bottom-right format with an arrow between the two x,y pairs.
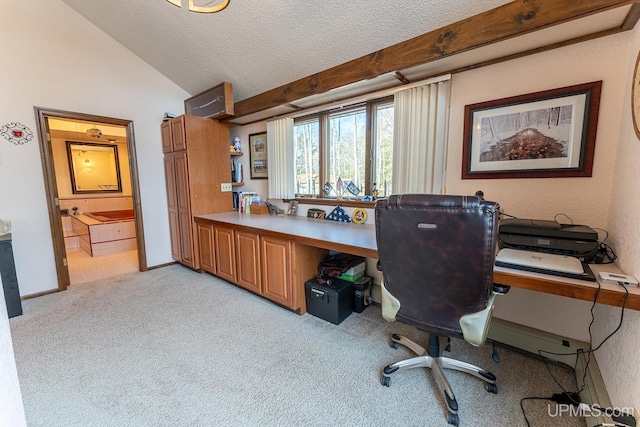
380,333 -> 497,426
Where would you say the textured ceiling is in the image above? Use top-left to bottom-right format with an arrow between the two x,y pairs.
58,0 -> 512,103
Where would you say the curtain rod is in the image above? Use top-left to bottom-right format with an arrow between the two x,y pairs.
267,73 -> 452,122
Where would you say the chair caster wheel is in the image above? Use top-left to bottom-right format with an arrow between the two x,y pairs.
381,376 -> 391,387
485,383 -> 498,394
447,412 -> 459,426
390,341 -> 399,349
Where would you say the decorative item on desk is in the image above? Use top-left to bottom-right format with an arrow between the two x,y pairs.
250,202 -> 270,215
351,208 -> 367,224
287,200 -> 298,216
72,206 -> 78,215
307,208 -> 326,219
326,206 -> 351,223
265,200 -> 284,215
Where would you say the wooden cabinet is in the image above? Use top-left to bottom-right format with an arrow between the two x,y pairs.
235,230 -> 261,294
196,221 -> 215,274
214,225 -> 236,283
194,217 -> 328,313
162,115 -> 232,270
261,236 -> 292,308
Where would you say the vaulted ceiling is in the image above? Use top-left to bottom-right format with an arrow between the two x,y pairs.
60,0 -> 638,124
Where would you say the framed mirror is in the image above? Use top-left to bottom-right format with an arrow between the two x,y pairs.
66,141 -> 122,194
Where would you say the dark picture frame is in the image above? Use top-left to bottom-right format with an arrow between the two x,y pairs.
66,141 -> 122,194
462,81 -> 602,179
249,132 -> 268,179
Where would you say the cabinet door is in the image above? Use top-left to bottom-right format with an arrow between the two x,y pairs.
161,120 -> 173,153
214,226 -> 236,283
261,236 -> 294,308
174,151 -> 196,269
171,116 -> 186,151
164,155 -> 181,261
197,222 -> 215,274
235,230 -> 261,294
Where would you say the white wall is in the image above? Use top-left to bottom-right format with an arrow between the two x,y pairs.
591,23 -> 640,411
0,276 -> 27,427
446,33 -> 629,342
0,1 -> 189,296
445,31 -> 639,409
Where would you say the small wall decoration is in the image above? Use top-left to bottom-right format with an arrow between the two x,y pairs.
1,122 -> 34,145
462,81 -> 601,179
249,132 -> 268,179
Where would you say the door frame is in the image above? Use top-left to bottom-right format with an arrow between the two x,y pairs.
34,106 -> 148,291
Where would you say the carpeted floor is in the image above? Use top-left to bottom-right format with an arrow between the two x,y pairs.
66,249 -> 139,285
9,265 -> 585,426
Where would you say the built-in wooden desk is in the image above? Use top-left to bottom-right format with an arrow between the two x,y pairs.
195,213 -> 640,312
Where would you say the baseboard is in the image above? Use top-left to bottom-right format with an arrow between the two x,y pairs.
488,318 -> 585,367
489,319 -> 632,426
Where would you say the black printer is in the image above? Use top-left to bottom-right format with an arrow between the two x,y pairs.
498,219 -> 599,262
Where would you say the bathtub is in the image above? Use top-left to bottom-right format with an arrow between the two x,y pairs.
84,209 -> 135,222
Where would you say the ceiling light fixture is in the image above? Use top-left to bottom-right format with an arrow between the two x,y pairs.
86,126 -> 103,138
166,0 -> 230,13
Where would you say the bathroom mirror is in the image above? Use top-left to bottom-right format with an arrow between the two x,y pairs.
66,141 -> 122,194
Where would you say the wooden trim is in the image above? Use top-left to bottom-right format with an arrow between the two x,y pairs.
33,107 -> 147,292
21,288 -> 60,300
233,0 -> 637,119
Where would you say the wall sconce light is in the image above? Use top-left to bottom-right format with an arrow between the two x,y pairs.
166,0 -> 230,13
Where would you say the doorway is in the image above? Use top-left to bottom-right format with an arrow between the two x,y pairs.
34,107 -> 147,291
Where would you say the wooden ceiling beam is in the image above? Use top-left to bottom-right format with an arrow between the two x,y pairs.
233,0 -> 636,119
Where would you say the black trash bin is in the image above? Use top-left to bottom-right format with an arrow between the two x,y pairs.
352,276 -> 372,313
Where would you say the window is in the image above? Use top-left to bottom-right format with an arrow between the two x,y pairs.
293,97 -> 393,199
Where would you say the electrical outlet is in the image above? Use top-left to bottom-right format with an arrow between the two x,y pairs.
221,183 -> 232,192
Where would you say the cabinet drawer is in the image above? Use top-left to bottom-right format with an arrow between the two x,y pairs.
90,221 -> 136,243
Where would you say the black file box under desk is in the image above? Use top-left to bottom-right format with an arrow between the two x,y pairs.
305,277 -> 353,324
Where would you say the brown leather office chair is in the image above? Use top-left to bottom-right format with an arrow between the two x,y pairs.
375,194 -> 508,426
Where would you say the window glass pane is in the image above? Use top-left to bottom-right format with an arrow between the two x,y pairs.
328,108 -> 366,197
294,119 -> 319,196
374,103 -> 394,197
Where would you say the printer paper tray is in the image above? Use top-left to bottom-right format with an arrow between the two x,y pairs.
495,261 -> 596,282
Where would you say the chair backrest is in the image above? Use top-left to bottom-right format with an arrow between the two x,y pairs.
375,194 -> 500,337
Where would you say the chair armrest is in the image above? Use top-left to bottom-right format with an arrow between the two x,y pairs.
493,284 -> 510,294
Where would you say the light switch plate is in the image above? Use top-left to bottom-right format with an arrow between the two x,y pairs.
221,183 -> 232,192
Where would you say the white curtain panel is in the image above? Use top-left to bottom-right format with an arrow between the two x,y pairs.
266,117 -> 295,199
392,80 -> 451,194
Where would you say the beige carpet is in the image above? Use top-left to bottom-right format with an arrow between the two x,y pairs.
9,265 -> 585,427
67,249 -> 139,285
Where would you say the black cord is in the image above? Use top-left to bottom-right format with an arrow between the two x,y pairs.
520,397 -> 553,427
520,280 -> 629,421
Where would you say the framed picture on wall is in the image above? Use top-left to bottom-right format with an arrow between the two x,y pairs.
462,81 -> 602,179
249,132 -> 268,179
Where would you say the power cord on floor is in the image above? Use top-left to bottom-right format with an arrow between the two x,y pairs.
519,280 -> 631,426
